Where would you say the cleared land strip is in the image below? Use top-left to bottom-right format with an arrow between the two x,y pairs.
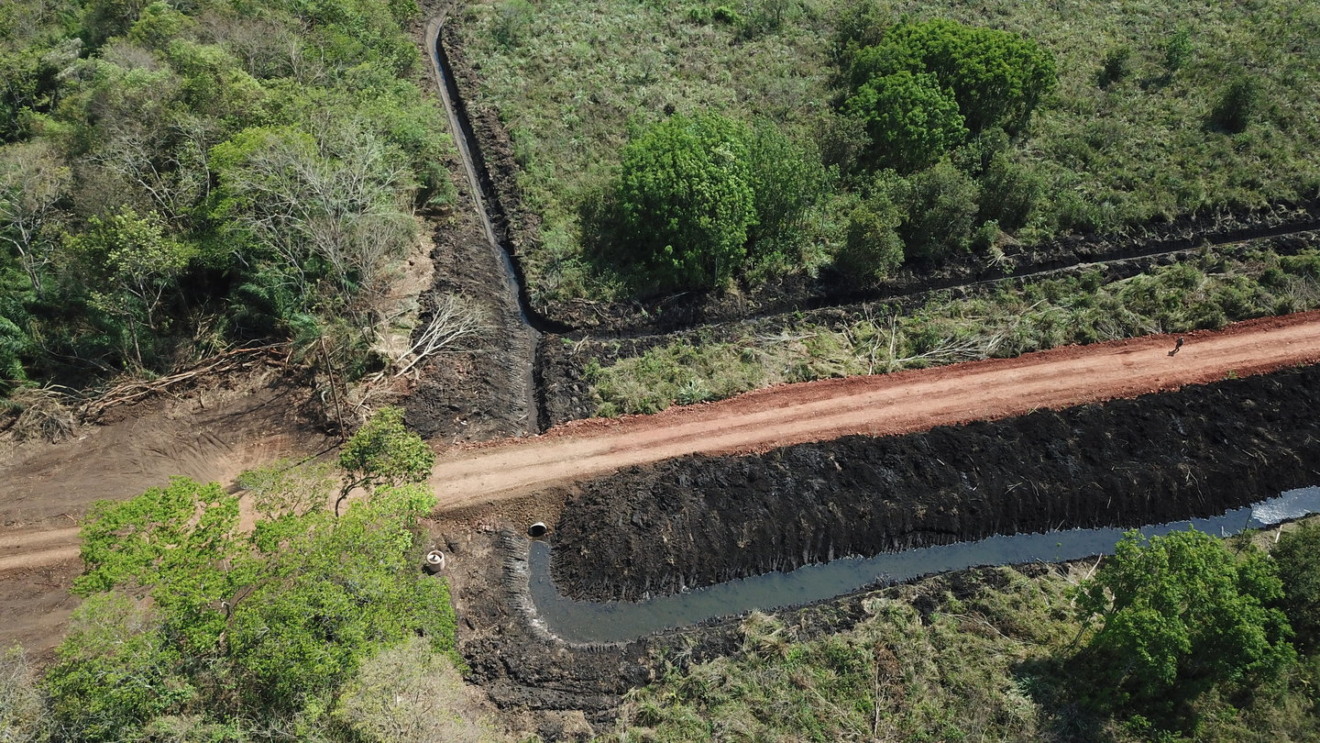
7,311 -> 1320,570
430,310 -> 1320,508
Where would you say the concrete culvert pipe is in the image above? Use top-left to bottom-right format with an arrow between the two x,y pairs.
528,522 -> 548,538
424,550 -> 446,573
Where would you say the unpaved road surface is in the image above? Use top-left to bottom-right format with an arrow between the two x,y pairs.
0,375 -> 330,654
430,311 -> 1320,509
0,528 -> 80,572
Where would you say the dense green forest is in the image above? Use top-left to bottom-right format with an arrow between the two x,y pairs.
0,0 -> 452,397
457,0 -> 1320,304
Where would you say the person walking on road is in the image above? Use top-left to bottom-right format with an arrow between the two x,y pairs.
1169,336 -> 1185,357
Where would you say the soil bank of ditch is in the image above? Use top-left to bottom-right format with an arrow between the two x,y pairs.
549,364 -> 1320,602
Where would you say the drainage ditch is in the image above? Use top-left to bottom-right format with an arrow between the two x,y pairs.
526,487 -> 1320,644
548,364 -> 1320,602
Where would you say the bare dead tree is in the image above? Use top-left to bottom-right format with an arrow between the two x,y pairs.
393,294 -> 485,379
220,122 -> 416,311
0,141 -> 70,297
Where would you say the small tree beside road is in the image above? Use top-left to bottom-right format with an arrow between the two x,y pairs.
337,406 -> 435,514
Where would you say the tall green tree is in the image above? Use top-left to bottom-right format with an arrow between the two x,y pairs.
0,0 -> 453,395
847,19 -> 1056,135
229,484 -> 450,711
844,70 -> 966,174
210,123 -> 417,310
0,314 -> 27,387
744,119 -> 827,264
1272,521 -> 1320,653
612,113 -> 757,293
1075,529 -> 1295,727
47,470 -> 452,738
336,405 -> 434,513
43,593 -> 193,742
66,208 -> 195,367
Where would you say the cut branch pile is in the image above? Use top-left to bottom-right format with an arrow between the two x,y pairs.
81,343 -> 290,420
393,294 -> 484,379
9,386 -> 77,443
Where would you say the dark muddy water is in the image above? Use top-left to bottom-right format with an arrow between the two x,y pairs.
528,487 -> 1320,644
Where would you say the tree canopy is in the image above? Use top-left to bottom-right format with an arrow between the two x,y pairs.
844,70 -> 966,174
847,19 -> 1056,137
1075,529 -> 1295,727
612,113 -> 757,293
42,409 -> 450,739
1272,521 -> 1320,653
0,0 -> 453,392
604,112 -> 826,293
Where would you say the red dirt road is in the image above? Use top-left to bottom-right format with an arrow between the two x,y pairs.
7,312 -> 1320,565
429,311 -> 1320,508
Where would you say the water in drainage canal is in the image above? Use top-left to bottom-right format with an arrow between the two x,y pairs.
528,487 -> 1320,644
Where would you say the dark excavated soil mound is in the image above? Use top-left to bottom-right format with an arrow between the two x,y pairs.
552,365 -> 1320,602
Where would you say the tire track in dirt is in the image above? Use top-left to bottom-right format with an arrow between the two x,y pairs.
0,527 -> 79,550
0,547 -> 81,573
0,528 -> 81,573
429,311 -> 1320,509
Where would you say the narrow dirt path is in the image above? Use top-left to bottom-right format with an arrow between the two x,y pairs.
429,311 -> 1320,509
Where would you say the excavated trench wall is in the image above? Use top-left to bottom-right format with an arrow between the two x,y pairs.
551,365 -> 1320,602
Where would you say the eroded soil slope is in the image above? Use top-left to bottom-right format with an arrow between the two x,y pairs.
550,364 -> 1320,602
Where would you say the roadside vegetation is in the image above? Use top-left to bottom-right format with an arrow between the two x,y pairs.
586,244 -> 1320,415
605,524 -> 1320,742
0,408 -> 507,742
7,482 -> 1320,742
0,0 -> 454,401
457,0 -> 1320,306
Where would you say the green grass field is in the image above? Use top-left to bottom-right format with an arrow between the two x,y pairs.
458,0 -> 1320,305
588,245 -> 1320,416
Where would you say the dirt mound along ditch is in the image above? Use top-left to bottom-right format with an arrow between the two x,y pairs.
549,365 -> 1320,602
